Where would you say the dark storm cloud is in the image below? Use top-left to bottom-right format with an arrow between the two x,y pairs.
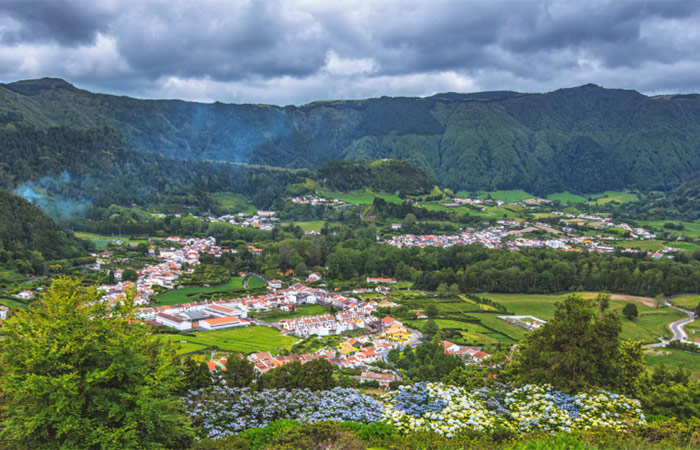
0,0 -> 113,45
0,0 -> 699,104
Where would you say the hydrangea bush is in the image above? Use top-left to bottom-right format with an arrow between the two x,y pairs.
184,383 -> 646,439
184,386 -> 384,438
382,383 -> 498,436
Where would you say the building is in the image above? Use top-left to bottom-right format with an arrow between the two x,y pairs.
367,277 -> 397,284
0,305 -> 8,320
199,316 -> 248,330
383,324 -> 410,341
359,371 -> 396,388
154,313 -> 192,331
306,272 -> 322,282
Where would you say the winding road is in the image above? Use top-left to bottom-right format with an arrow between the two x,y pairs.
646,294 -> 697,348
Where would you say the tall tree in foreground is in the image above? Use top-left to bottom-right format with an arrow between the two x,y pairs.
0,278 -> 193,450
513,293 -> 622,393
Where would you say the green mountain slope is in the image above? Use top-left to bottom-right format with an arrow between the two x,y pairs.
3,78 -> 700,194
0,190 -> 89,276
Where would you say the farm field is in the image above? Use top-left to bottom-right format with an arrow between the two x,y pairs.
295,221 -> 325,232
480,292 -> 683,343
639,220 -> 700,240
669,295 -> 700,310
163,326 -> 298,355
0,296 -> 29,310
475,190 -> 534,203
590,190 -> 639,205
323,189 -> 403,205
546,192 -> 588,205
212,192 -> 257,214
74,232 -> 151,249
614,240 -> 666,252
645,348 -> 700,379
154,276 -> 247,305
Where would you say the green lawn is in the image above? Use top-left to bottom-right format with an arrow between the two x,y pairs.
475,190 -> 534,203
324,189 -> 403,205
74,232 -> 150,249
164,326 -> 298,355
590,190 -> 639,205
154,276 -> 246,305
295,221 -> 326,232
211,192 -> 257,214
639,220 -> 700,240
246,275 -> 267,289
547,192 -> 588,205
480,293 -> 684,343
645,348 -> 700,379
669,295 -> 700,310
256,304 -> 331,322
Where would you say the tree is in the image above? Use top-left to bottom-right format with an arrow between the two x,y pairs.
223,355 -> 257,388
259,360 -> 336,391
424,303 -> 439,318
694,302 -> 700,318
422,319 -> 439,340
622,303 -> 639,321
514,293 -> 621,393
436,282 -> 449,297
122,268 -> 138,282
181,357 -> 212,393
0,277 -> 193,449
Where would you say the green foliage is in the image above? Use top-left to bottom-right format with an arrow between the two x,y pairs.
6,80 -> 700,195
514,294 -> 624,393
0,190 -> 89,276
317,159 -> 434,195
0,277 -> 193,449
180,357 -> 213,393
223,356 -> 257,388
259,359 -> 337,391
623,302 -> 639,320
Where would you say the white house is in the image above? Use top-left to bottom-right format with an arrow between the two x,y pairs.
199,316 -> 248,330
0,306 -> 8,320
155,313 -> 192,331
306,272 -> 322,282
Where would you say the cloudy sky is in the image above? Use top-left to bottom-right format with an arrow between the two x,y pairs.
0,0 -> 699,105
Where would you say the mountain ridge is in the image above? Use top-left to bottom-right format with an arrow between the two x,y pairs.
2,78 -> 700,195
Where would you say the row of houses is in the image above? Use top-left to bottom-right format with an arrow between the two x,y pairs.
442,340 -> 490,363
99,237 -> 227,306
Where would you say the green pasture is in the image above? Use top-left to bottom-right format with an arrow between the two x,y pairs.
590,190 -> 639,205
547,192 -> 588,205
669,295 -> 700,310
154,276 -> 246,305
212,192 -> 257,214
74,232 -> 150,249
164,326 -> 298,355
475,190 -> 534,203
645,348 -> 700,379
294,221 -> 326,232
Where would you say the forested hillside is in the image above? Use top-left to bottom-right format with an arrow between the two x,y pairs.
0,190 -> 89,275
3,78 -> 700,194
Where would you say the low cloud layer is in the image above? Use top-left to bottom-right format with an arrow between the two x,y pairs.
0,0 -> 698,104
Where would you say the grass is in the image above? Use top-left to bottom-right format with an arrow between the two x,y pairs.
547,192 -> 588,205
74,232 -> 150,249
295,221 -> 325,232
255,304 -> 331,322
246,275 -> 267,289
212,192 -> 257,214
639,220 -> 700,240
475,190 -> 534,203
669,295 -> 700,310
479,293 -> 684,343
0,268 -> 27,285
164,326 -> 298,355
323,189 -> 403,205
154,276 -> 246,305
590,190 -> 639,205
645,348 -> 700,379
